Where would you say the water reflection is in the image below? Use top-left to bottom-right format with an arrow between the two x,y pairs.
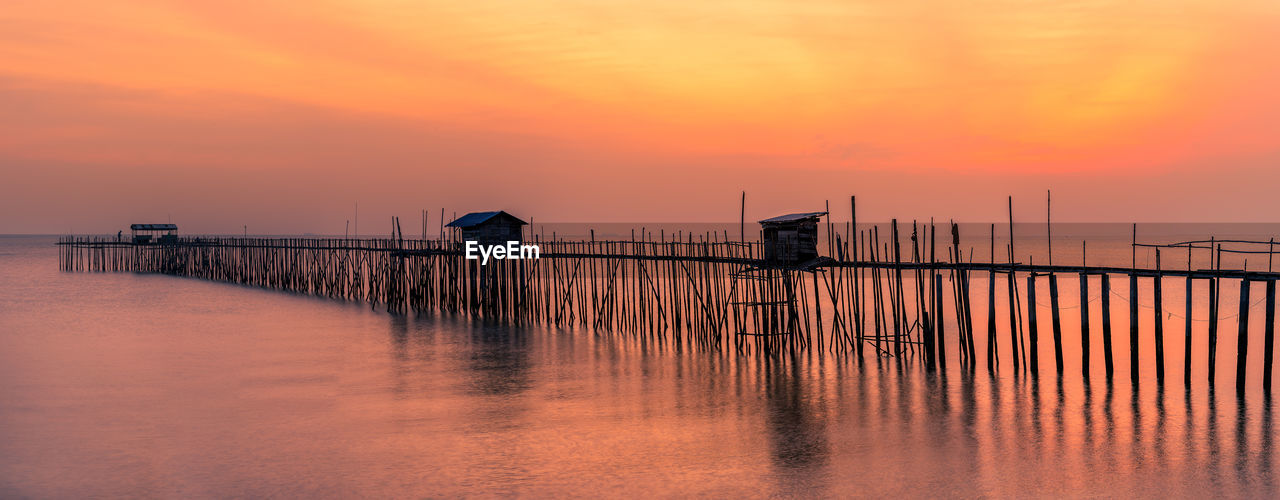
12,235 -> 1280,497
464,320 -> 532,397
760,357 -> 829,470
1207,391 -> 1224,493
386,313 -> 440,400
445,318 -> 1280,496
1263,396 -> 1275,488
1237,396 -> 1251,493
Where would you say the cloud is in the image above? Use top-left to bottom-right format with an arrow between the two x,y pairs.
2,0 -> 1279,232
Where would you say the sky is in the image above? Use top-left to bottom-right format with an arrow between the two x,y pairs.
2,0 -> 1279,234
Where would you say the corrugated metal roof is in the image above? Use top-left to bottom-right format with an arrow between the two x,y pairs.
758,212 -> 827,224
130,223 -> 178,231
445,211 -> 528,228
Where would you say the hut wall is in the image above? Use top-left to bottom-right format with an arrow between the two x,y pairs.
762,222 -> 818,263
461,222 -> 523,245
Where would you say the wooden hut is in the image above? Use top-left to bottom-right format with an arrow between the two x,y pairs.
130,223 -> 177,244
759,212 -> 825,264
445,211 -> 527,245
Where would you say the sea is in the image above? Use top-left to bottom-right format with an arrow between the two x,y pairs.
2,223 -> 1279,498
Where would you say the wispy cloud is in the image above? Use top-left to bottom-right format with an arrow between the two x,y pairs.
1,0 -> 1278,230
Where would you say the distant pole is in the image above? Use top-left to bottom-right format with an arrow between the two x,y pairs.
1046,190 -> 1052,267
355,202 -> 359,239
244,225 -> 247,237
1008,196 -> 1015,263
740,191 -> 746,243
851,195 -> 857,239
346,220 -> 350,239
825,199 -> 832,258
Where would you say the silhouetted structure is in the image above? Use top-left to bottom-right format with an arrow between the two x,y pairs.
759,212 -> 825,264
446,211 -> 526,245
58,197 -> 1280,395
130,223 -> 177,244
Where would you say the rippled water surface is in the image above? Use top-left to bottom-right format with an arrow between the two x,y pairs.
2,231 -> 1277,498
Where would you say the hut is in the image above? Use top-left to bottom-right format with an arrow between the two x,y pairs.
130,223 -> 178,244
445,211 -> 528,245
759,212 -> 826,264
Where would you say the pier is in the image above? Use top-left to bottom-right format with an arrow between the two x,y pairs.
59,198 -> 1280,393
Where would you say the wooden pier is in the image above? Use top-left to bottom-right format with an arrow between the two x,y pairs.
59,202 -> 1280,393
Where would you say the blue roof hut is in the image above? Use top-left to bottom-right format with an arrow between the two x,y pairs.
445,211 -> 528,245
130,223 -> 178,244
759,212 -> 826,264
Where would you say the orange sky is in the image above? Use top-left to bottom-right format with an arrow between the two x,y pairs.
2,0 -> 1279,233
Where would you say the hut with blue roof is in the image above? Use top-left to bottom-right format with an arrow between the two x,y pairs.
445,211 -> 528,245
130,223 -> 178,244
759,211 -> 826,264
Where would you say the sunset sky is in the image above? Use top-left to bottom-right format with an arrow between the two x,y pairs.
2,0 -> 1279,233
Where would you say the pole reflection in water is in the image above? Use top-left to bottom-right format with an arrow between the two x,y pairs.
762,358 -> 830,468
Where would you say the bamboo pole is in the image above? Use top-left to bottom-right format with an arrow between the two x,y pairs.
1154,249 -> 1165,383
1237,278 -> 1251,394
1265,279 -> 1275,393
1027,273 -> 1039,376
1050,273 -> 1063,375
1185,244 -> 1194,387
1080,271 -> 1091,380
1102,273 -> 1115,379
1130,273 -> 1140,384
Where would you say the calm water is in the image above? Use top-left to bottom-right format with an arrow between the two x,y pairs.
2,227 -> 1278,498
